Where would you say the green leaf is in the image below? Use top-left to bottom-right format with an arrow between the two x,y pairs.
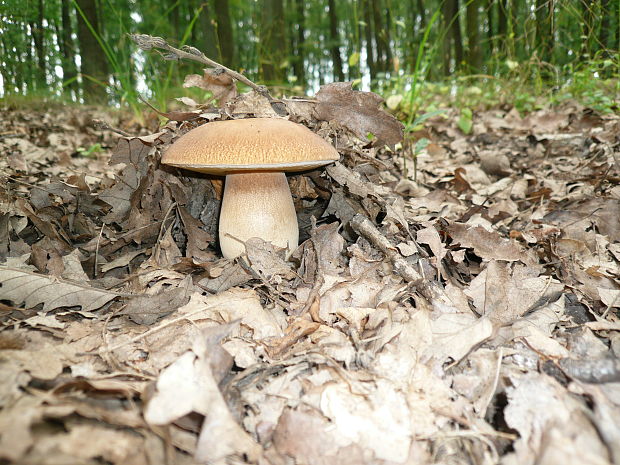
457,108 -> 473,134
414,138 -> 430,154
348,52 -> 360,67
410,109 -> 446,128
385,94 -> 403,110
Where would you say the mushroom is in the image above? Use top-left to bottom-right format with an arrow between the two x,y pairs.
162,118 -> 339,259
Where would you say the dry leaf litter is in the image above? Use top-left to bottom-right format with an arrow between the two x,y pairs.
1,78 -> 619,465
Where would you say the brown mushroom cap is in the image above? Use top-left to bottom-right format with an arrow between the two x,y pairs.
162,118 -> 339,174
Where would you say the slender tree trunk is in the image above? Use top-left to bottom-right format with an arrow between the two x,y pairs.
497,0 -> 508,41
28,0 -> 45,91
60,0 -> 78,98
197,1 -> 219,61
75,0 -> 109,103
452,0 -> 464,68
0,35 -> 13,93
293,0 -> 306,88
371,0 -> 385,72
362,0 -> 376,80
169,0 -> 179,38
442,0 -> 452,75
295,0 -> 306,89
535,0 -> 553,62
214,0 -> 235,68
351,0 -> 363,79
259,0 -> 286,82
384,2 -> 394,72
486,0 -> 495,55
497,0 -> 510,57
442,0 -> 462,74
417,0 -> 426,31
580,0 -> 596,59
598,0 -> 616,63
327,0 -> 344,81
466,0 -> 481,71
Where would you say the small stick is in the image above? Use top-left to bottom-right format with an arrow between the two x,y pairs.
350,213 -> 423,284
92,119 -> 132,137
130,34 -> 285,114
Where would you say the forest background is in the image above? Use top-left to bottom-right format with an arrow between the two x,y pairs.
0,0 -> 618,116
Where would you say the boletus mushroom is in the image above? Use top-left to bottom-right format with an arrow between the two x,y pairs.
162,118 -> 339,259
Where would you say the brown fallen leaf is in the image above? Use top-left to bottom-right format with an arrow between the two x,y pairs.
184,69 -> 238,106
447,223 -> 535,263
0,267 -> 120,311
314,82 -> 404,146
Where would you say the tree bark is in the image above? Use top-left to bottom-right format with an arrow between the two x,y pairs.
442,0 -> 463,74
214,0 -> 235,68
372,0 -> 386,72
535,0 -> 553,63
28,0 -> 46,91
466,0 -> 481,71
327,0 -> 344,81
362,0 -> 376,80
599,0 -> 611,51
60,0 -> 78,97
75,0 -> 109,103
259,0 -> 286,82
197,1 -> 219,61
497,0 -> 508,55
169,0 -> 179,38
580,0 -> 595,59
384,2 -> 394,72
292,0 -> 306,88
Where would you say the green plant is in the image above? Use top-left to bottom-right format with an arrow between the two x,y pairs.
77,143 -> 103,158
72,0 -> 142,118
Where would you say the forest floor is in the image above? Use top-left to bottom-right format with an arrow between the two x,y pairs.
1,88 -> 619,465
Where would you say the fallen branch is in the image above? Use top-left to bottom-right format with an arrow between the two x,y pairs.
350,213 -> 423,284
130,34 -> 286,115
350,214 -> 463,309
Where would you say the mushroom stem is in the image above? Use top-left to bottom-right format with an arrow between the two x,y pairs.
219,172 -> 299,259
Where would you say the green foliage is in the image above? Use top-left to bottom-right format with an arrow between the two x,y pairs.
457,108 -> 473,134
0,0 -> 617,117
77,143 -> 103,158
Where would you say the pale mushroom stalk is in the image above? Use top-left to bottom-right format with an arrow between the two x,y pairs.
219,172 -> 298,259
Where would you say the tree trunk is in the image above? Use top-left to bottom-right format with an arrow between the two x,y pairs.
75,0 -> 109,103
259,0 -> 286,82
466,0 -> 481,71
60,0 -> 78,98
486,0 -> 495,55
371,0 -> 385,72
293,0 -> 306,88
214,0 -> 235,68
362,0 -> 376,80
169,0 -> 179,38
442,0 -> 462,74
580,0 -> 595,59
452,0 -> 464,68
535,0 -> 553,63
497,0 -> 508,55
327,0 -> 344,81
197,1 -> 219,61
599,0 -> 611,51
28,0 -> 46,91
384,2 -> 394,72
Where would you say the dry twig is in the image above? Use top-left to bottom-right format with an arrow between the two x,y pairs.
130,34 -> 287,116
350,213 -> 423,284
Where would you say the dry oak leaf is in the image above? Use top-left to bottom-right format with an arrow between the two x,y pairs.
184,69 -> 238,106
314,82 -> 404,146
0,267 -> 119,311
447,223 -> 534,263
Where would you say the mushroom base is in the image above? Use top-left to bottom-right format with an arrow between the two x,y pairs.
219,172 -> 299,259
